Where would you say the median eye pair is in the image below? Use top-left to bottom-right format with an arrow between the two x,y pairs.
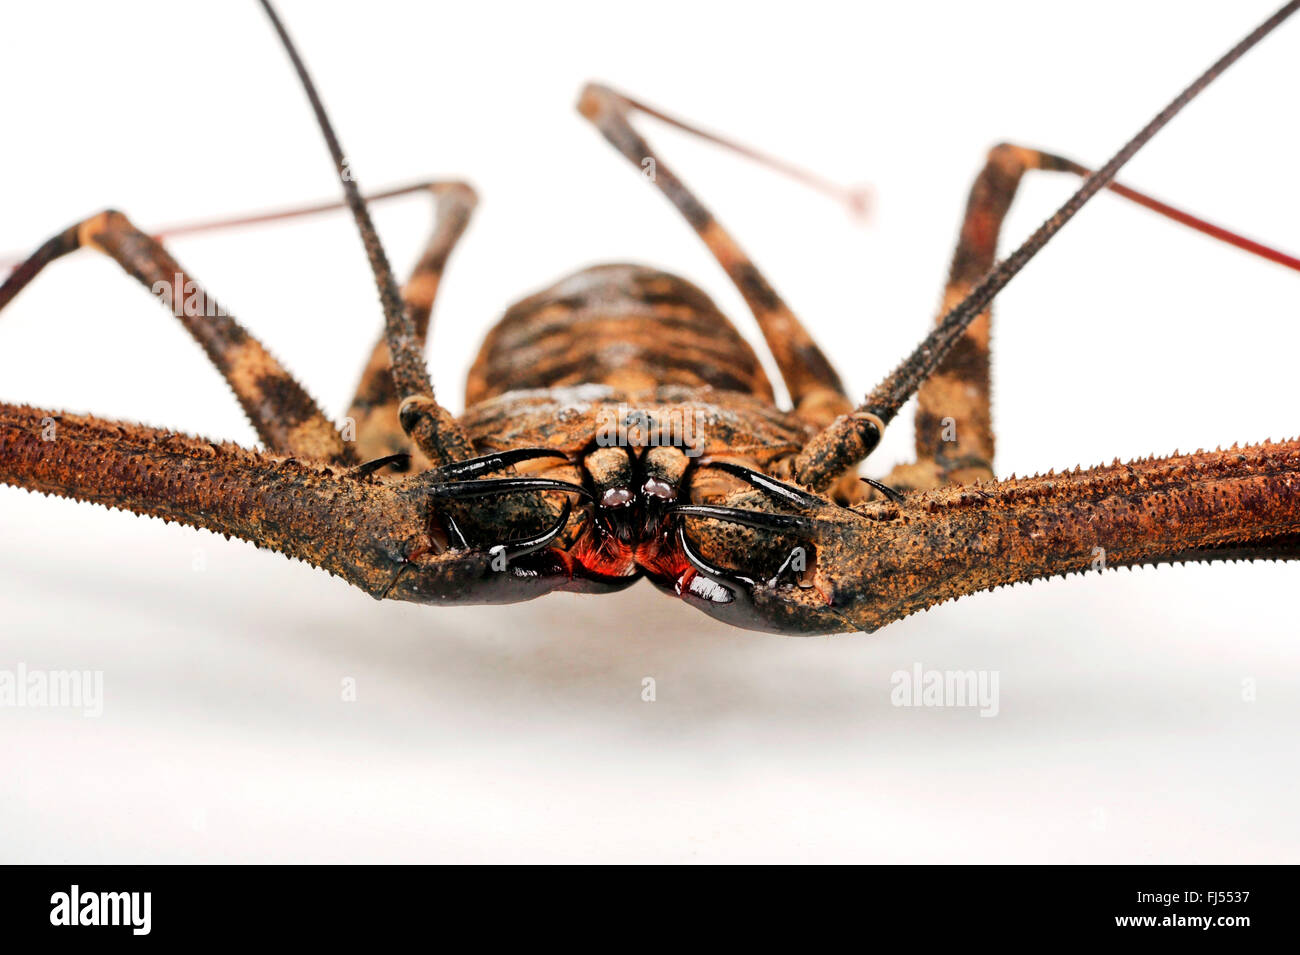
587,445 -> 687,510
599,477 -> 675,509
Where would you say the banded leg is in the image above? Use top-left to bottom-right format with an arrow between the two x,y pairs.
345,182 -> 477,471
577,83 -> 851,428
0,210 -> 349,462
887,143 -> 1300,492
793,3 -> 1300,493
86,179 -> 479,469
888,144 -> 1045,490
258,0 -> 475,470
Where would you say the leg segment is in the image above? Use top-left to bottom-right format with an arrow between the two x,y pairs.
46,179 -> 481,468
577,84 -> 851,427
889,144 -> 1046,490
345,182 -> 477,470
793,5 -> 1300,493
888,142 -> 1300,492
258,0 -> 475,471
0,211 -> 349,462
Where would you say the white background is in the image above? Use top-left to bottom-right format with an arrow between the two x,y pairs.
0,0 -> 1296,862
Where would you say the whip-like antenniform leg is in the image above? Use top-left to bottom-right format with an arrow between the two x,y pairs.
795,1 -> 1300,492
346,182 -> 478,470
258,0 -> 476,469
890,143 -> 1300,492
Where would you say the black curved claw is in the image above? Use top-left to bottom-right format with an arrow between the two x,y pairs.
701,461 -> 826,509
860,477 -> 906,504
430,447 -> 570,481
493,498 -> 574,563
676,523 -> 755,587
348,452 -> 411,479
425,476 -> 593,502
669,503 -> 823,534
674,508 -> 817,590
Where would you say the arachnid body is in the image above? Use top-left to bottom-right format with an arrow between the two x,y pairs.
1,2 -> 1297,635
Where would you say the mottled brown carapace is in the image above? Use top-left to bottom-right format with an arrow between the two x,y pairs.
1,2 -> 1298,635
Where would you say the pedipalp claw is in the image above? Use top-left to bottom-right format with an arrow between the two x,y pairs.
700,460 -> 826,509
424,476 -> 593,502
492,498 -> 574,563
430,447 -> 570,481
669,503 -> 824,534
348,452 -> 412,479
676,522 -> 755,588
860,477 -> 906,504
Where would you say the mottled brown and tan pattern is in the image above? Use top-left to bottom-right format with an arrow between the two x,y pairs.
796,3 -> 1298,492
2,0 -> 1296,637
460,384 -> 811,466
888,143 -> 1178,492
577,84 -> 851,429
891,144 -> 1041,490
0,210 -> 348,463
466,265 -> 775,405
0,403 -> 426,596
861,439 -> 1300,629
4,400 -> 1298,634
688,439 -> 1300,634
346,182 -> 477,469
259,0 -> 477,471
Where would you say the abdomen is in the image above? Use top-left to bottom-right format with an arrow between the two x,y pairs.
465,264 -> 774,404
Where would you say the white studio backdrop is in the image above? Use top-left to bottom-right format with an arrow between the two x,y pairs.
0,0 -> 1296,862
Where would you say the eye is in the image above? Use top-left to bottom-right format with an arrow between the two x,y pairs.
600,487 -> 633,508
642,477 -> 675,501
